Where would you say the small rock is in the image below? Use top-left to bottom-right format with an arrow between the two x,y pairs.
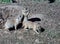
35,39 -> 40,43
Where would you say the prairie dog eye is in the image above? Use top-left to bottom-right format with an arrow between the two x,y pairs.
20,16 -> 21,17
25,8 -> 27,10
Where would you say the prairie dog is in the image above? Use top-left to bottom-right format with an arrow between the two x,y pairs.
23,21 -> 40,34
4,15 -> 23,30
22,8 -> 40,34
23,15 -> 40,34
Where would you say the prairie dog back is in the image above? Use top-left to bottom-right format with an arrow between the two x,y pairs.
23,20 -> 40,34
4,14 -> 23,30
4,19 -> 15,29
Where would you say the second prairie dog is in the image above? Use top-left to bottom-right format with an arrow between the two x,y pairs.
23,15 -> 40,34
22,8 -> 40,34
23,21 -> 40,34
4,15 -> 23,30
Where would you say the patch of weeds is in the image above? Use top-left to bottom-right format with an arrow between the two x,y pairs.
17,39 -> 24,44
47,30 -> 57,39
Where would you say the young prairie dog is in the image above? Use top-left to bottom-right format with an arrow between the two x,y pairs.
22,15 -> 40,34
23,21 -> 40,34
22,8 -> 39,34
4,15 -> 23,30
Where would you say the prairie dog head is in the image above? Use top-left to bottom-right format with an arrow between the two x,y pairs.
22,8 -> 29,16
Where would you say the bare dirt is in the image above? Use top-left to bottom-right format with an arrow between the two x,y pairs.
0,1 -> 60,44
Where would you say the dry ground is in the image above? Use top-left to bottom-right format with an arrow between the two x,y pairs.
0,1 -> 60,44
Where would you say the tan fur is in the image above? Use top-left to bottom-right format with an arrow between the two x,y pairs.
22,8 -> 39,34
23,21 -> 39,34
